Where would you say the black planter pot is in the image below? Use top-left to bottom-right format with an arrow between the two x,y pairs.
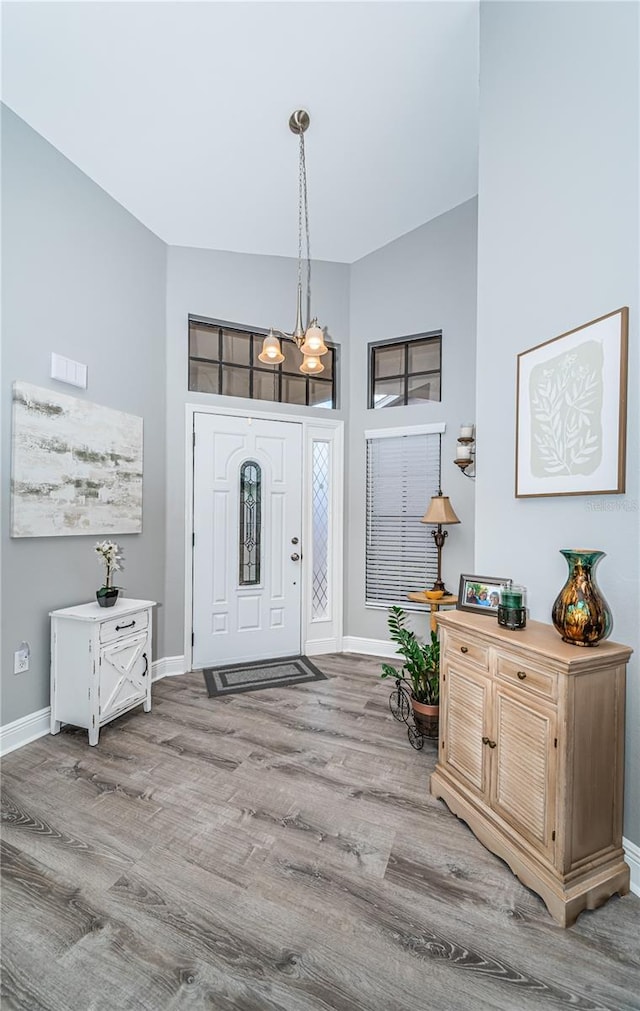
96,587 -> 119,608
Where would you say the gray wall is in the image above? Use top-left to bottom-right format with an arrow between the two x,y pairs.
476,2 -> 639,843
164,245 -> 350,658
347,197 -> 478,641
1,107 -> 167,725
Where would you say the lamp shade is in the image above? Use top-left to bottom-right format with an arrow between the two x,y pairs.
421,494 -> 460,525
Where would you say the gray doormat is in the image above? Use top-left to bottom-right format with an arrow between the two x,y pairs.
202,655 -> 327,698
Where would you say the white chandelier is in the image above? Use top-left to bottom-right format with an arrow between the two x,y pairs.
259,109 -> 328,375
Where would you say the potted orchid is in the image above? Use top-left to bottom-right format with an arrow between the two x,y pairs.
95,540 -> 124,607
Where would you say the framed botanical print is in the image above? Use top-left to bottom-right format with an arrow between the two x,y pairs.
515,308 -> 628,498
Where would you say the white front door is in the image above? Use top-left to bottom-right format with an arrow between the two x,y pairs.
192,413 -> 303,667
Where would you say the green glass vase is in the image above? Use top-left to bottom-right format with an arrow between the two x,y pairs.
551,549 -> 612,646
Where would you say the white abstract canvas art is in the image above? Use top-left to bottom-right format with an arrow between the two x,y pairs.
11,382 -> 143,537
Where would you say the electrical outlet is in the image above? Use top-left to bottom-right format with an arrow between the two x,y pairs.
14,643 -> 30,674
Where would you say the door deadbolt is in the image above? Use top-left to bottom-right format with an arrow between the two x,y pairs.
290,553 -> 300,562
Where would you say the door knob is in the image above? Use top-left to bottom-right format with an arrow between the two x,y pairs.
290,553 -> 300,562
291,537 -> 299,545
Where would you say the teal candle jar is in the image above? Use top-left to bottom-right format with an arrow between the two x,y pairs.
500,584 -> 525,609
498,583 -> 527,630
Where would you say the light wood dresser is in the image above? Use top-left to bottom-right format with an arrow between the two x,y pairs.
50,598 -> 156,746
432,609 -> 632,926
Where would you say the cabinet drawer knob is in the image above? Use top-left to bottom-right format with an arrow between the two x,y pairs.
115,620 -> 136,631
517,670 -> 527,680
488,739 -> 497,749
482,736 -> 490,745
460,646 -> 469,654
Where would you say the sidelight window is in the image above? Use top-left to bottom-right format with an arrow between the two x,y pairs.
311,441 -> 330,619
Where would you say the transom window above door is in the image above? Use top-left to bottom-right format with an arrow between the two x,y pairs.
189,316 -> 337,409
369,331 -> 441,409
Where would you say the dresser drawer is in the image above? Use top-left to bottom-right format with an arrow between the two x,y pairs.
99,608 -> 149,645
446,632 -> 489,670
496,654 -> 557,701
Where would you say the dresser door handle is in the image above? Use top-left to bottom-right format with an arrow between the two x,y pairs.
482,736 -> 490,746
460,646 -> 469,654
115,620 -> 135,631
142,652 -> 148,677
488,739 -> 497,749
517,670 -> 527,680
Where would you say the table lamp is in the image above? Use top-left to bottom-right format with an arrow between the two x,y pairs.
421,492 -> 460,595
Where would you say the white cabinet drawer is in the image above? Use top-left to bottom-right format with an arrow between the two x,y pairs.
99,608 -> 149,644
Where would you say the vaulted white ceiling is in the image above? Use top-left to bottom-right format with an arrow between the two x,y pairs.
2,1 -> 479,263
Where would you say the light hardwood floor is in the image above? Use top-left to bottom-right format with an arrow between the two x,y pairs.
2,653 -> 639,1011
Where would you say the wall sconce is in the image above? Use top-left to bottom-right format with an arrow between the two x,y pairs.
454,423 -> 475,479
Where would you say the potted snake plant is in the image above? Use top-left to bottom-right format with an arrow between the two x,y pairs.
381,605 -> 440,736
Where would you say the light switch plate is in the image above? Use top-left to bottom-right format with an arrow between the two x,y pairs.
50,352 -> 88,389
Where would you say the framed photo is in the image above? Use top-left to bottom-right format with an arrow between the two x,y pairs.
516,308 -> 628,498
457,574 -> 508,615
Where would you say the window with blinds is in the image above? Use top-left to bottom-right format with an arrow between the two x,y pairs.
365,431 -> 441,607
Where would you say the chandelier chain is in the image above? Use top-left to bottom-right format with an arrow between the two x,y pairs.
301,132 -> 311,322
297,132 -> 304,293
297,130 -> 312,328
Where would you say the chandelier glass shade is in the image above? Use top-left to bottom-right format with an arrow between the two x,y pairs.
261,110 -> 328,373
257,330 -> 285,365
299,354 -> 324,375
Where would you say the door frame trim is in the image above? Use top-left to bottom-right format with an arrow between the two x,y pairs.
184,404 -> 344,672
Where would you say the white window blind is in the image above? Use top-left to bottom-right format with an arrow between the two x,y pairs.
366,432 -> 440,607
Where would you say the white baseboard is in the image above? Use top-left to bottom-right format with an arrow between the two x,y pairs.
0,706 -> 51,756
151,655 -> 186,682
624,836 -> 640,896
305,638 -> 342,656
1,655 -> 187,756
342,635 -> 396,658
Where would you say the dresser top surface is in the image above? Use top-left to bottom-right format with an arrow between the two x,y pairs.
50,598 -> 156,621
436,608 -> 632,668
